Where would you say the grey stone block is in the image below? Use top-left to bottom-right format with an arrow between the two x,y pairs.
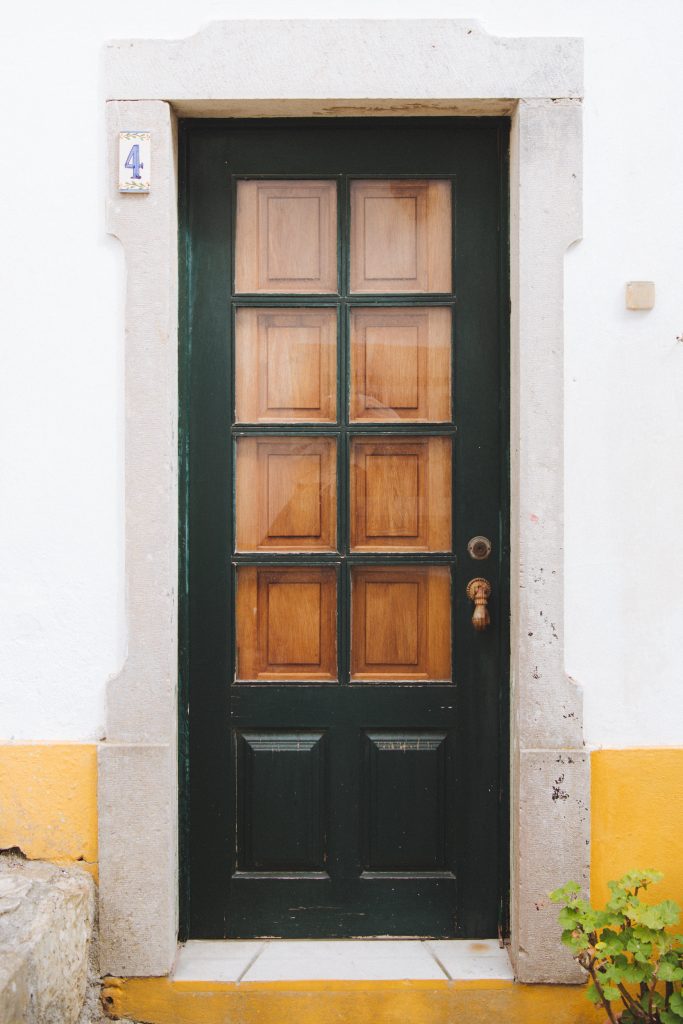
0,857 -> 95,1024
512,749 -> 590,983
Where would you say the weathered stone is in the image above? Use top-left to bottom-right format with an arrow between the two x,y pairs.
513,750 -> 590,983
104,20 -> 583,111
98,97 -> 179,980
0,856 -> 95,1024
98,742 -> 177,977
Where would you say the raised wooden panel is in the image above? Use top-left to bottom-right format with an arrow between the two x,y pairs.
350,307 -> 451,422
235,180 -> 337,293
350,180 -> 451,293
236,308 -> 337,423
366,457 -> 419,539
363,732 -> 447,871
236,437 -> 336,551
366,582 -> 419,665
268,581 -> 321,665
236,567 -> 337,681
350,436 -> 451,552
351,566 -> 451,681
237,732 -> 327,871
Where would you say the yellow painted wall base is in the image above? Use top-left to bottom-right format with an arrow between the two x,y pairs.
103,976 -> 601,1024
1,743 -> 680,894
592,748 -> 683,906
0,743 -> 98,878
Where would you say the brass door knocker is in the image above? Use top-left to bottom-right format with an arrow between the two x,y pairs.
466,578 -> 491,632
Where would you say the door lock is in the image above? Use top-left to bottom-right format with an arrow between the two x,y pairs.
466,578 -> 492,632
467,535 -> 492,560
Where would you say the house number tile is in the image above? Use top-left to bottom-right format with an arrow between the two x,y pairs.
118,131 -> 151,192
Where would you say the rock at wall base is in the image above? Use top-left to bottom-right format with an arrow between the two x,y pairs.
0,855 -> 95,1024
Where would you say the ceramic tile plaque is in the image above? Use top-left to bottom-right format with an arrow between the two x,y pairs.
118,131 -> 151,192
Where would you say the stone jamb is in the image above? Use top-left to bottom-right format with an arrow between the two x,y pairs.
101,19 -> 587,983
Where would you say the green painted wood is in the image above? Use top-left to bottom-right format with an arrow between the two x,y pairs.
180,118 -> 509,939
237,732 -> 327,872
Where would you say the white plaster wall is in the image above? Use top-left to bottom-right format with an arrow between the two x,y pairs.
0,0 -> 681,745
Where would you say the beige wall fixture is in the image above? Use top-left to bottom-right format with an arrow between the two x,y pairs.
102,18 -> 587,984
626,281 -> 656,310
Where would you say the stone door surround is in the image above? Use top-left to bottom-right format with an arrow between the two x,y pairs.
100,19 -> 588,984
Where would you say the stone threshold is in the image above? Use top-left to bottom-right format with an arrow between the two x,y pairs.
103,943 -> 601,1024
172,938 -> 514,983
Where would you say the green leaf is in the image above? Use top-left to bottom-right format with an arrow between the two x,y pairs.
558,906 -> 580,928
600,961 -> 627,986
658,933 -> 683,955
602,985 -> 621,1002
627,934 -> 654,955
582,908 -> 610,931
660,899 -> 681,919
631,901 -> 680,930
660,961 -> 683,982
600,929 -> 626,953
670,992 -> 683,1016
661,1010 -> 683,1024
550,882 -> 581,903
619,870 -> 663,890
622,961 -> 649,983
560,928 -> 586,951
585,983 -> 603,1004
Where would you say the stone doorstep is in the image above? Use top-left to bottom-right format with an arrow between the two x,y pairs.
0,858 -> 95,1024
172,937 -> 515,983
102,938 -> 515,1017
102,942 -> 598,1024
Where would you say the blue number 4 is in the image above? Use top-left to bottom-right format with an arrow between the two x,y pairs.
125,144 -> 143,180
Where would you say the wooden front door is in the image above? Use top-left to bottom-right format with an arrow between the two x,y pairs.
181,119 -> 509,939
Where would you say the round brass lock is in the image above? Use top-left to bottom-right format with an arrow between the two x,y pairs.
467,535 -> 492,560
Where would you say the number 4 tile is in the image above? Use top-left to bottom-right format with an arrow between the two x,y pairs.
118,131 -> 151,192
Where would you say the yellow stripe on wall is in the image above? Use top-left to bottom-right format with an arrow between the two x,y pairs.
0,743 -> 97,874
1,743 -> 681,938
591,748 -> 683,906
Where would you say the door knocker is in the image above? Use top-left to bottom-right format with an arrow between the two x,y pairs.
466,578 -> 492,632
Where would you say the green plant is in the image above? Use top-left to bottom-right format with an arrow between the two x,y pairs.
551,871 -> 683,1023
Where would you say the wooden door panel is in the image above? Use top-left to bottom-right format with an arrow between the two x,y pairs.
350,566 -> 451,681
237,731 -> 327,871
350,180 -> 451,293
235,180 -> 337,293
350,307 -> 451,422
363,731 -> 448,871
350,436 -> 452,551
236,567 -> 337,681
236,308 -> 337,423
236,437 -> 337,551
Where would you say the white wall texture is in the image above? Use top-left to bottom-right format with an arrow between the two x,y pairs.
0,0 -> 681,746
